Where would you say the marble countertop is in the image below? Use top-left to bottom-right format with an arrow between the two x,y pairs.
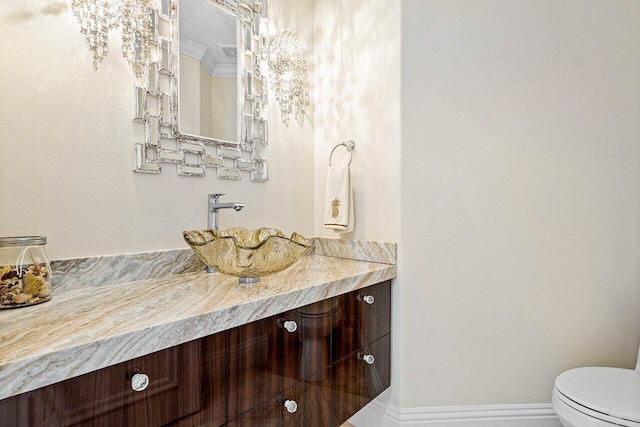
0,254 -> 396,400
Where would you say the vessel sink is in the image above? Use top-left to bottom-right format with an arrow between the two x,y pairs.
183,227 -> 311,283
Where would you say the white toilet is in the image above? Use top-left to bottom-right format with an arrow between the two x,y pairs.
552,347 -> 640,426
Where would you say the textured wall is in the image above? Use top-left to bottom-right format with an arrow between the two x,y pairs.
0,0 -> 315,260
312,0 -> 402,418
313,0 -> 401,243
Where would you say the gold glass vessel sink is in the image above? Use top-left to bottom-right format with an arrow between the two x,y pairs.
183,227 -> 311,283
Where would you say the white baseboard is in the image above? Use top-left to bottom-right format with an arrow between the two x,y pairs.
348,398 -> 562,427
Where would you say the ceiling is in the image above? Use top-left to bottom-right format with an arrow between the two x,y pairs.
179,0 -> 238,78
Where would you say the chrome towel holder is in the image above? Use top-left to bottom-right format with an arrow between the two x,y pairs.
329,140 -> 356,167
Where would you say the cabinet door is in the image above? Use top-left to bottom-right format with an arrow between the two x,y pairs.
331,334 -> 391,425
0,337 -> 216,427
332,281 -> 391,363
226,368 -> 331,427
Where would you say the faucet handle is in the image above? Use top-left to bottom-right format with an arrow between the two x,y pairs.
209,193 -> 225,202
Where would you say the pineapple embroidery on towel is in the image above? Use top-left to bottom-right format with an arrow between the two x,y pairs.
331,198 -> 341,219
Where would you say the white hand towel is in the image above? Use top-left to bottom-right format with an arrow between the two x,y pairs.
324,166 -> 354,232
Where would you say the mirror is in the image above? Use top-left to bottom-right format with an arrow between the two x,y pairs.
132,0 -> 270,181
179,0 -> 238,141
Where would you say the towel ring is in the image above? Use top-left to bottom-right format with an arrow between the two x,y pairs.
329,140 -> 356,167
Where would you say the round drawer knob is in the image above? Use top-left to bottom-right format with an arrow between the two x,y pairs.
278,319 -> 298,333
361,295 -> 375,305
361,354 -> 375,365
284,320 -> 297,333
283,399 -> 298,413
130,372 -> 150,392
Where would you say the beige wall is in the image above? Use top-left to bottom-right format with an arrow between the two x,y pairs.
267,0 -> 316,186
198,60 -> 213,137
314,0 -> 640,411
313,0 -> 401,243
0,0 -> 315,260
179,54 -> 206,136
210,77 -> 237,142
312,0 -> 402,415
180,55 -> 237,141
399,0 -> 640,407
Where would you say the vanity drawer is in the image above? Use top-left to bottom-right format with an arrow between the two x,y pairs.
228,334 -> 391,427
0,337 -> 218,427
227,298 -> 335,421
226,367 -> 331,427
331,334 -> 391,425
280,367 -> 332,427
332,280 -> 391,362
281,298 -> 337,385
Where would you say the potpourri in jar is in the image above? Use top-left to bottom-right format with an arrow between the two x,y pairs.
0,237 -> 52,309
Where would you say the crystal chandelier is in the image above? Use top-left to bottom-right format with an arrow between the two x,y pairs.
72,0 -> 152,79
268,31 -> 309,128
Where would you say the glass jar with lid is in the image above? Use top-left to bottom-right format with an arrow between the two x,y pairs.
0,236 -> 52,309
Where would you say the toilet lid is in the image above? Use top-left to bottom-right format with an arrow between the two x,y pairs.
555,367 -> 640,423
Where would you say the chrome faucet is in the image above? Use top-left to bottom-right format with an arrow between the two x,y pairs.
208,193 -> 244,231
207,193 -> 245,273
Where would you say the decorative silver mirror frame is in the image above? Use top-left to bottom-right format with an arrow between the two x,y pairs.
132,0 -> 269,181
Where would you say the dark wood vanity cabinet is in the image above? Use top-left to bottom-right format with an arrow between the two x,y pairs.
226,300 -> 335,421
0,334 -> 227,427
227,368 -> 332,427
332,281 -> 391,362
332,334 -> 391,424
0,280 -> 391,427
223,279 -> 392,427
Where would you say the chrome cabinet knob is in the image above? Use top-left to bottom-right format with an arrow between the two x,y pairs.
359,353 -> 375,365
283,399 -> 298,413
130,372 -> 149,392
360,295 -> 375,305
278,318 -> 298,333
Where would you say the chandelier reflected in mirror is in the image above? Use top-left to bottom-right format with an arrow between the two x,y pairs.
72,0 -> 152,79
268,31 -> 309,128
